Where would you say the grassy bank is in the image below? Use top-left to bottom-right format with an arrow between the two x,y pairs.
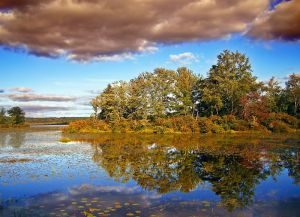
63,113 -> 299,135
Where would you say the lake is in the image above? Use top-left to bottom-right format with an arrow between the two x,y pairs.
0,130 -> 299,217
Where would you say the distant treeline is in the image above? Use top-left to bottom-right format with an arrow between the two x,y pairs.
65,50 -> 300,134
26,117 -> 88,125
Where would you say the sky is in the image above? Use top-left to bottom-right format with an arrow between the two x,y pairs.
0,0 -> 300,117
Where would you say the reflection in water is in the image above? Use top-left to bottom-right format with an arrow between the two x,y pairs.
0,132 -> 26,148
0,132 -> 300,216
81,134 -> 300,211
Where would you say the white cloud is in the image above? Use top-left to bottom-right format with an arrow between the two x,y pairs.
169,52 -> 199,65
9,87 -> 33,93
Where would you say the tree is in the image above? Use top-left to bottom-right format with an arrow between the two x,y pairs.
91,82 -> 129,122
128,73 -> 152,120
207,50 -> 259,115
195,78 -> 224,116
0,108 -> 6,124
240,92 -> 269,122
7,107 -> 25,125
285,73 -> 300,116
148,68 -> 177,118
264,77 -> 282,113
175,67 -> 198,116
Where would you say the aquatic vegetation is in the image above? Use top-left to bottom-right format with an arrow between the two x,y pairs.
59,137 -> 72,143
0,158 -> 34,163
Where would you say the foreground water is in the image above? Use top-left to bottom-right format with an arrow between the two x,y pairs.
0,130 -> 299,217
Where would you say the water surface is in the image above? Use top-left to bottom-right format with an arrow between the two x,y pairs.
0,130 -> 299,217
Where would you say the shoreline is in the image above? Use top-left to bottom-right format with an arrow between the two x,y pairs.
1,125 -> 299,138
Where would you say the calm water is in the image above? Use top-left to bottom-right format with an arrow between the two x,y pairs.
0,130 -> 300,217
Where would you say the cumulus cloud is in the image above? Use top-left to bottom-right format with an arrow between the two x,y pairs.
169,52 -> 198,64
247,0 -> 300,41
9,87 -> 32,93
7,93 -> 77,102
0,0 -> 269,61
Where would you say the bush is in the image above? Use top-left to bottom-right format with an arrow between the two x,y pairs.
262,113 -> 299,130
231,119 -> 249,131
268,120 -> 292,133
210,115 -> 223,125
153,116 -> 199,133
63,114 -> 298,134
131,119 -> 150,131
172,116 -> 199,133
198,118 -> 214,134
153,126 -> 165,134
211,124 -> 225,133
64,119 -> 110,133
221,115 -> 236,130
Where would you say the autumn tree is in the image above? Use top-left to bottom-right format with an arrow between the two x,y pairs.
90,50 -> 299,130
240,92 -> 269,122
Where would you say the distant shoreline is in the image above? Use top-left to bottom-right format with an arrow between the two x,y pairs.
0,124 -> 65,132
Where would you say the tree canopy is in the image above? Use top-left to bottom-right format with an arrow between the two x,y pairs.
91,50 -> 299,123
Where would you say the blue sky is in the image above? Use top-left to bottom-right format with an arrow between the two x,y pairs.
0,0 -> 299,117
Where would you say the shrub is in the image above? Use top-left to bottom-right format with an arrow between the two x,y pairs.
198,118 -> 214,134
64,119 -> 110,133
210,115 -> 223,125
60,137 -> 71,143
268,120 -> 292,133
131,119 -> 150,131
230,119 -> 249,131
261,113 -> 299,129
153,116 -> 199,133
153,126 -> 165,134
220,115 -> 236,130
211,124 -> 225,133
172,116 -> 199,133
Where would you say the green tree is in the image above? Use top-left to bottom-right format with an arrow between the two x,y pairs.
148,68 -> 177,118
175,67 -> 198,116
264,77 -> 282,112
128,73 -> 152,120
7,107 -> 25,125
0,108 -> 6,124
92,81 -> 130,122
207,50 -> 259,115
285,73 -> 300,116
197,78 -> 224,115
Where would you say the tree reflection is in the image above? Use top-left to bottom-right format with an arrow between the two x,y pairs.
0,132 -> 26,148
69,133 -> 300,211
